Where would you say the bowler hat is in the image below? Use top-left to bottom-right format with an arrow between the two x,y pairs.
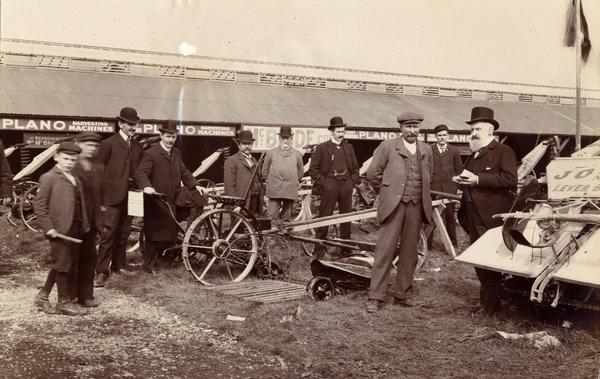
117,107 -> 141,124
466,106 -> 499,130
237,130 -> 255,144
328,116 -> 346,131
57,141 -> 82,155
397,112 -> 424,125
159,120 -> 179,134
278,126 -> 294,138
433,124 -> 449,134
76,131 -> 102,143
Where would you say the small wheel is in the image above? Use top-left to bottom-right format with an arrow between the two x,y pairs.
126,218 -> 144,254
301,223 -> 339,257
20,183 -> 40,232
182,209 -> 258,285
307,276 -> 335,301
197,179 -> 217,193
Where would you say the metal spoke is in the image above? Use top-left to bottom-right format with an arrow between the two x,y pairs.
206,217 -> 220,238
199,256 -> 217,281
185,244 -> 213,252
225,218 -> 244,242
224,260 -> 234,280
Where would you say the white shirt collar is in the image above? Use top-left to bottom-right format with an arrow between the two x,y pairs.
119,130 -> 130,142
330,137 -> 342,146
402,138 -> 417,154
437,143 -> 447,153
160,141 -> 172,153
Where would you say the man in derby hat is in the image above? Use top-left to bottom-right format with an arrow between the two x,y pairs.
69,132 -> 104,307
453,106 -> 517,315
261,126 -> 304,228
224,130 -> 264,215
135,120 -> 206,273
94,107 -> 144,287
308,116 -> 359,257
0,138 -> 13,206
366,112 -> 433,313
34,141 -> 91,316
428,124 -> 463,248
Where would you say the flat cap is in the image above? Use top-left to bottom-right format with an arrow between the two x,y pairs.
76,131 -> 102,143
397,112 -> 424,124
433,124 -> 449,134
57,141 -> 82,155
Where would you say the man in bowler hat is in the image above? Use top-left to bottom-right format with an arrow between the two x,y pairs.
261,126 -> 304,228
224,130 -> 264,215
454,106 -> 517,315
308,116 -> 359,257
135,120 -> 205,273
94,107 -> 144,287
428,124 -> 463,247
366,112 -> 433,312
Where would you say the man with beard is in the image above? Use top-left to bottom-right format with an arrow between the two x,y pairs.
366,112 -> 433,313
308,116 -> 359,258
224,130 -> 264,215
135,120 -> 205,273
454,106 -> 517,315
95,107 -> 144,287
429,124 -> 462,248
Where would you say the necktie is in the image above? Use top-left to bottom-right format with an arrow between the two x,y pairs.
127,137 -> 131,147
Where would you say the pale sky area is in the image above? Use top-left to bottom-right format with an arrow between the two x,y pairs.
1,0 -> 600,89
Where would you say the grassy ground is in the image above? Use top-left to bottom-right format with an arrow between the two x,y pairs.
1,214 -> 599,378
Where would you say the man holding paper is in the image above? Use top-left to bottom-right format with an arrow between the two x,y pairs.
454,106 -> 517,315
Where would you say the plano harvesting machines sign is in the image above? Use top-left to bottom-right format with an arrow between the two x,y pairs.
546,157 -> 600,199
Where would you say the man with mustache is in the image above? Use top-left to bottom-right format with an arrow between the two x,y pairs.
135,120 -> 205,273
454,106 -> 517,315
366,112 -> 433,313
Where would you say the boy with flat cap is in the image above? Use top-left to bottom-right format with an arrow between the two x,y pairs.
34,141 -> 90,316
366,112 -> 433,313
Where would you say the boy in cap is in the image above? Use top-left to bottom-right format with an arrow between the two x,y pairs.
33,141 -> 90,316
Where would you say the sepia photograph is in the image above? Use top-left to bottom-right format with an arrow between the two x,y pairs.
0,0 -> 599,377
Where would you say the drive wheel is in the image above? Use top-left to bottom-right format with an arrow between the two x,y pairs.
307,276 -> 335,301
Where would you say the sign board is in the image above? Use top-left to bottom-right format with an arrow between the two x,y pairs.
136,123 -> 236,137
23,133 -> 75,148
546,157 -> 600,199
127,190 -> 144,217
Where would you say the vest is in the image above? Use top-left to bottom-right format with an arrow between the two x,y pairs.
329,143 -> 349,180
401,150 -> 423,203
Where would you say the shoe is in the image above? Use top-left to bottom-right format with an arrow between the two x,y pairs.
78,298 -> 99,308
94,273 -> 108,287
112,268 -> 134,276
56,302 -> 88,316
34,291 -> 57,314
394,298 -> 423,308
366,299 -> 382,313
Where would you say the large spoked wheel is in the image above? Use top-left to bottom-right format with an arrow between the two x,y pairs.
182,209 -> 259,285
20,183 -> 40,232
301,223 -> 340,257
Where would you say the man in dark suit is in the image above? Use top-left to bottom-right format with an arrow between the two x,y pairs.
366,112 -> 433,313
223,130 -> 264,215
34,142 -> 90,316
0,139 -> 13,205
308,116 -> 359,257
455,106 -> 517,315
94,107 -> 144,287
429,124 -> 463,247
135,120 -> 205,273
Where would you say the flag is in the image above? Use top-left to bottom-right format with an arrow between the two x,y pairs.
564,0 -> 592,62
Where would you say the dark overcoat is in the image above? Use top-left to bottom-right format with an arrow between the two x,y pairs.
308,140 -> 359,190
73,162 -> 104,230
95,133 -> 143,206
0,140 -> 13,198
34,166 -> 90,234
457,139 -> 517,229
430,143 -> 463,194
367,138 -> 433,224
223,152 -> 265,210
135,144 -> 198,241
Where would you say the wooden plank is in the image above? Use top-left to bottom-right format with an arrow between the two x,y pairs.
205,280 -> 288,291
242,288 -> 306,300
246,291 -> 307,302
222,283 -> 300,296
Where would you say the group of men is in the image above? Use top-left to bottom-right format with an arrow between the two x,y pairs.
0,104 -> 516,317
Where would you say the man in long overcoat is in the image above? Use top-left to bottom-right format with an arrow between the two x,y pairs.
223,130 -> 264,215
135,120 -> 204,273
308,116 -> 359,257
429,124 -> 463,247
366,112 -> 433,313
454,106 -> 517,315
261,126 -> 304,228
94,107 -> 144,286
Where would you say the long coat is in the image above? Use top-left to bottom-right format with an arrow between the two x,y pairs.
0,140 -> 13,198
367,138 -> 433,224
430,143 -> 463,194
261,146 -> 304,200
95,133 -> 143,206
135,144 -> 198,241
457,139 -> 517,229
34,166 -> 90,235
223,152 -> 265,210
308,140 -> 359,190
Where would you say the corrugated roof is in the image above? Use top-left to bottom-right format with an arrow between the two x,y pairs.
0,65 -> 598,136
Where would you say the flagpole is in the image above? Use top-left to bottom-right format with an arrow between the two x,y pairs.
574,0 -> 582,151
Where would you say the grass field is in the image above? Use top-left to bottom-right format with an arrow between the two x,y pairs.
1,214 -> 599,378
